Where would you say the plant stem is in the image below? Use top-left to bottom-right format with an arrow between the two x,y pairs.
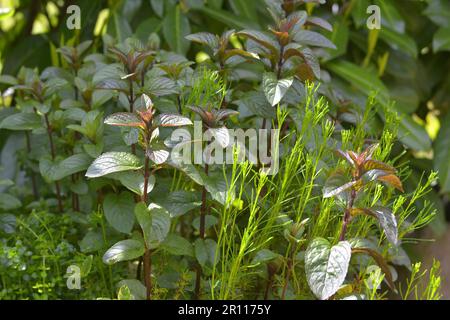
281,246 -> 295,300
194,264 -> 202,299
136,258 -> 143,280
44,114 -> 63,212
339,188 -> 356,241
176,95 -> 182,114
264,273 -> 274,300
195,163 -> 209,299
141,154 -> 152,300
199,164 -> 209,240
129,79 -> 136,154
25,131 -> 39,199
276,45 -> 285,80
71,74 -> 80,211
143,248 -> 152,299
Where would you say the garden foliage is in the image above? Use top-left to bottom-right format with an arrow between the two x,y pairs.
0,0 -> 447,300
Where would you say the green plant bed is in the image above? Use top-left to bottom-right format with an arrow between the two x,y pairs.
0,0 -> 446,300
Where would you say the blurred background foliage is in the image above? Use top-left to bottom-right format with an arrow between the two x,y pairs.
0,0 -> 449,296
1,0 -> 448,232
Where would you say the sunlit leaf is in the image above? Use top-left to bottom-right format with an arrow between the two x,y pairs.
104,112 -> 144,128
262,72 -> 293,106
305,238 -> 351,300
103,239 -> 145,265
86,152 -> 142,178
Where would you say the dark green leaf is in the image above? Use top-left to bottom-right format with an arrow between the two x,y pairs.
433,27 -> 450,52
434,112 -> 450,193
103,239 -> 145,265
0,194 -> 21,210
294,30 -> 336,49
0,214 -> 16,234
161,234 -> 194,257
163,4 -> 191,55
104,192 -> 135,234
0,113 -> 41,131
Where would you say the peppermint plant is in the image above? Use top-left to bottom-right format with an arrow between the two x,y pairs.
86,93 -> 192,299
305,143 -> 404,300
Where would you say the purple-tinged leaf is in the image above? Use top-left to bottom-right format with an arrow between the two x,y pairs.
104,112 -> 144,128
155,114 -> 192,127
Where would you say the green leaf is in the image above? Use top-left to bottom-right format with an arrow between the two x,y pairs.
395,114 -> 431,151
86,152 -> 142,178
0,74 -> 18,85
262,72 -> 293,106
0,194 -> 22,210
117,285 -> 133,300
305,238 -> 351,300
207,127 -> 230,148
374,0 -> 405,33
163,4 -> 191,55
185,32 -> 219,50
370,207 -> 398,246
108,12 -> 132,43
434,112 -> 450,193
110,171 -> 155,196
424,0 -> 450,28
195,238 -> 218,272
351,247 -> 396,290
80,255 -> 93,277
161,234 -> 194,257
323,173 -> 355,199
327,61 -> 431,151
379,27 -> 417,57
192,215 -> 218,231
40,154 -> 92,181
234,91 -> 276,119
433,27 -> 450,52
154,114 -> 193,127
104,112 -> 144,128
197,6 -> 257,29
93,63 -> 125,84
0,113 -> 41,131
134,202 -> 152,248
135,202 -> 171,249
117,279 -> 146,300
146,147 -> 170,165
327,60 -> 389,105
351,0 -> 370,28
103,239 -> 145,265
229,0 -> 258,22
0,214 -> 16,234
156,191 -> 201,217
252,249 -> 279,264
298,48 -> 320,79
145,76 -> 178,96
294,30 -> 337,49
104,192 -> 135,234
203,171 -> 232,205
79,231 -> 104,253
236,30 -> 279,54
150,0 -> 164,17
